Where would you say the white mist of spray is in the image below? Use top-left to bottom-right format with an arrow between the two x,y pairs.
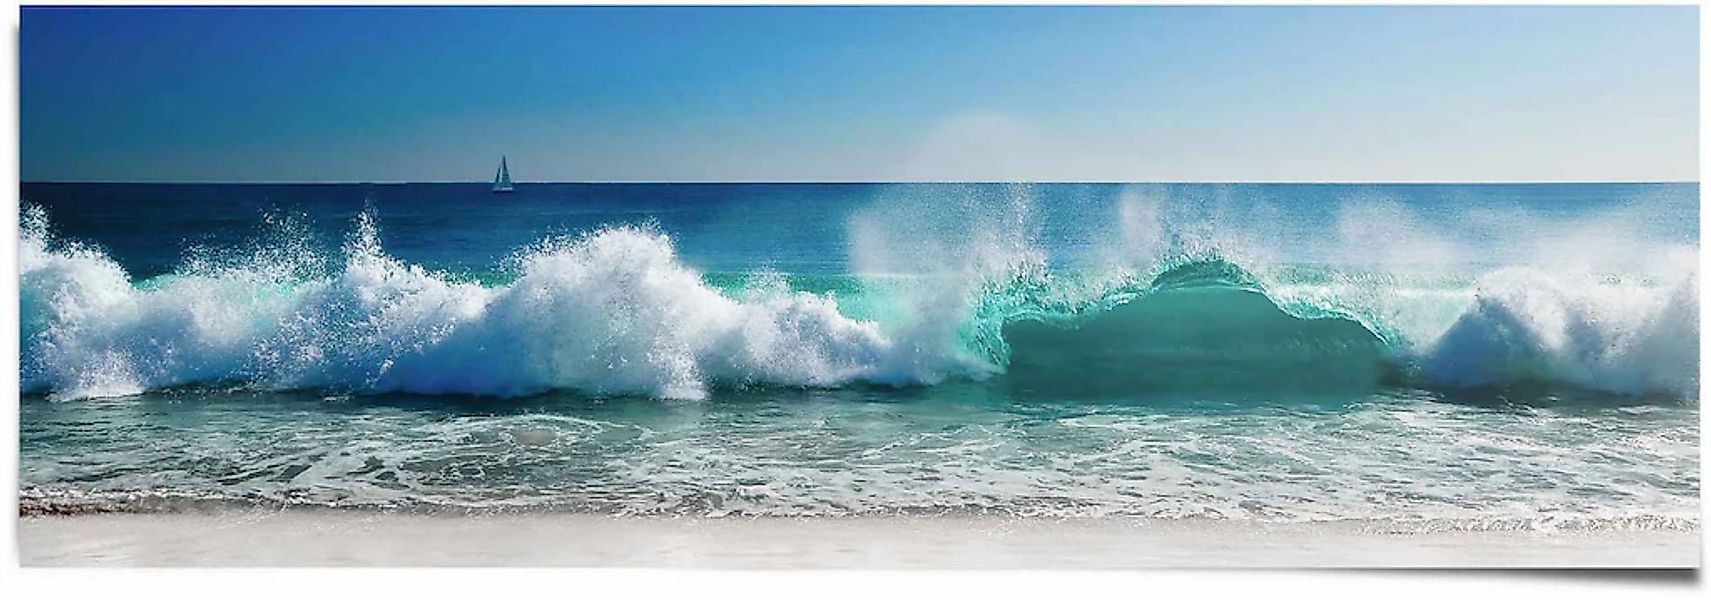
18,181 -> 1700,402
21,207 -> 910,400
846,183 -> 1046,381
1098,184 -> 1284,278
1087,184 -> 1699,398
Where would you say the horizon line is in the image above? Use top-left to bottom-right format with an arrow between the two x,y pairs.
19,179 -> 1702,186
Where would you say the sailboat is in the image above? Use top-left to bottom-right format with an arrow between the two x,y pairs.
491,156 -> 514,193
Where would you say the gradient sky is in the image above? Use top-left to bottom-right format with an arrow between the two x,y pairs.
19,5 -> 1699,183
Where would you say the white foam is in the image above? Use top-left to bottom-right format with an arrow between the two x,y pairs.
1422,267 -> 1699,397
19,198 -> 1701,401
21,206 -> 301,399
23,210 -> 911,400
845,184 -> 1043,382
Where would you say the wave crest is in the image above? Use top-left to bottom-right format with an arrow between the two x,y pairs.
23,210 -> 905,400
1423,268 -> 1699,398
19,206 -> 1699,402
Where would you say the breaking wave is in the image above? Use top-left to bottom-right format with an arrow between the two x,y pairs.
18,205 -> 1699,401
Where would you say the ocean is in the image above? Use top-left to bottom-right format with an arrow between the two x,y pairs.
17,182 -> 1701,529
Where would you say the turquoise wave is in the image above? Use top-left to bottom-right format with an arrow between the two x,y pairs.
979,259 -> 1390,395
19,205 -> 1698,401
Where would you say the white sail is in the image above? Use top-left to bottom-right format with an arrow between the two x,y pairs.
492,156 -> 514,193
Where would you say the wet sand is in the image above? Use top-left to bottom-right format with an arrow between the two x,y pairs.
17,512 -> 1700,568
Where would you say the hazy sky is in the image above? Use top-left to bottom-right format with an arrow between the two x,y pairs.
20,5 -> 1699,182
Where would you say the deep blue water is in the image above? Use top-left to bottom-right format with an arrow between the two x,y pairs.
21,182 -> 1697,278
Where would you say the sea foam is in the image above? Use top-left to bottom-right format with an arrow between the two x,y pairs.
23,208 -> 906,400
18,200 -> 1701,402
1423,267 -> 1699,397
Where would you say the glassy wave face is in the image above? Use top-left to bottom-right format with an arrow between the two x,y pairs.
17,182 -> 1701,525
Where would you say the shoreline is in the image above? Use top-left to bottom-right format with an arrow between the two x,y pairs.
19,511 -> 1701,568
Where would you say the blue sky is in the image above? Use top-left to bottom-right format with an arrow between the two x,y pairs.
20,5 -> 1699,182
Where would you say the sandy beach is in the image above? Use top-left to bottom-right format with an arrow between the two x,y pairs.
17,512 -> 1700,568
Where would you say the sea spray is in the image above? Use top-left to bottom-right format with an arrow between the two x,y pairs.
21,205 -> 299,398
18,190 -> 1701,402
846,183 -> 1046,382
26,209 -> 904,400
376,223 -> 894,399
1424,268 -> 1700,397
254,211 -> 496,394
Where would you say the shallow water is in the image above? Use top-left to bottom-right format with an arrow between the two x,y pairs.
18,387 -> 1700,525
